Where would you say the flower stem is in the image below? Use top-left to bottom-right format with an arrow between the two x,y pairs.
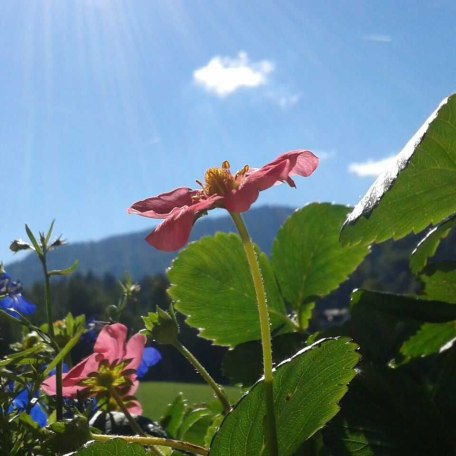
108,387 -> 164,456
91,433 -> 209,456
230,212 -> 278,455
41,257 -> 63,422
173,340 -> 231,414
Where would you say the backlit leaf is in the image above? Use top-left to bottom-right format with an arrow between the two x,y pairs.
272,204 -> 369,309
341,94 -> 456,246
210,338 -> 359,455
168,233 -> 286,347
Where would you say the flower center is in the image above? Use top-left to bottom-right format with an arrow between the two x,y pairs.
80,360 -> 133,395
198,161 -> 250,196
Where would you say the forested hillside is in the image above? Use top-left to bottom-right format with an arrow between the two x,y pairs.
5,205 -> 293,286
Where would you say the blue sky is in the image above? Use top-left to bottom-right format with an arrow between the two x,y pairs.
2,0 -> 456,265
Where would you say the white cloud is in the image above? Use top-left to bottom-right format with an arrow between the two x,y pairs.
193,51 -> 274,97
348,155 -> 397,178
362,34 -> 392,43
275,93 -> 301,110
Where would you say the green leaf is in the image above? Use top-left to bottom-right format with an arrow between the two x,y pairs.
400,322 -> 456,358
351,289 -> 456,323
324,365 -> 454,455
168,233 -> 286,347
45,416 -> 91,454
48,259 -> 79,277
74,438 -> 147,455
45,219 -> 56,245
410,215 -> 456,274
341,94 -> 456,246
222,333 -> 308,387
345,290 -> 422,364
0,344 -> 43,367
142,308 -> 179,345
25,224 -> 43,256
272,204 -> 369,309
210,338 -> 360,456
178,406 -> 214,443
421,262 -> 456,303
161,393 -> 188,439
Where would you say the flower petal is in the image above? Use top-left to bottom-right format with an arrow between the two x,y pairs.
125,398 -> 143,415
249,150 -> 319,190
42,354 -> 101,397
0,295 -> 36,316
137,347 -> 161,379
124,333 -> 147,371
288,150 -> 319,177
30,403 -> 47,427
128,188 -> 197,218
145,206 -> 197,251
222,150 -> 318,213
223,185 -> 261,213
94,323 -> 128,363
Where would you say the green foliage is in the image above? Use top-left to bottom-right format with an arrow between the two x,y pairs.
410,215 -> 456,274
400,322 -> 456,358
341,93 -> 456,246
272,203 -> 369,310
210,338 -> 360,455
168,233 -> 287,347
421,262 -> 456,303
74,438 -> 148,455
222,333 -> 307,386
142,307 -> 180,345
325,362 -> 456,456
43,416 -> 91,454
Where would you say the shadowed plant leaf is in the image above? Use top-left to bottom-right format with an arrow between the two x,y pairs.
410,215 -> 456,274
222,333 -> 308,386
324,365 -> 454,456
346,290 -> 422,364
168,233 -> 286,347
421,262 -> 456,303
74,438 -> 148,455
272,203 -> 369,310
210,338 -> 360,456
351,289 -> 456,323
341,94 -> 456,246
401,322 -> 456,358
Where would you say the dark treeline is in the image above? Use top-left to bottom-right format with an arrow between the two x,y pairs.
2,229 -> 454,383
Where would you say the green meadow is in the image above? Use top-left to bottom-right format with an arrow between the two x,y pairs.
137,382 -> 243,421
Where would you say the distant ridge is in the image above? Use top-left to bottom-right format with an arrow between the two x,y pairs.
6,205 -> 294,287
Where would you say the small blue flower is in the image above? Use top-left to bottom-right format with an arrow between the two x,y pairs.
0,272 -> 36,317
137,347 -> 161,379
8,388 -> 47,427
47,363 -> 69,377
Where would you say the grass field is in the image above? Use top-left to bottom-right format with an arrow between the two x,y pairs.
137,381 -> 243,421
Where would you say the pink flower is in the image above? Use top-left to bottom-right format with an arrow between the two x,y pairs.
42,323 -> 146,415
128,150 -> 318,251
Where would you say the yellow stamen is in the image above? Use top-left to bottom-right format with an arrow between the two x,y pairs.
201,161 -> 249,196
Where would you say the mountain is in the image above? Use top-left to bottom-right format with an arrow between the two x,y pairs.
6,206 -> 294,287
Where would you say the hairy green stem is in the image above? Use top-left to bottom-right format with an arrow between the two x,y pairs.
91,433 -> 209,456
41,257 -> 63,421
173,340 -> 231,414
108,387 -> 164,456
230,212 -> 278,455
